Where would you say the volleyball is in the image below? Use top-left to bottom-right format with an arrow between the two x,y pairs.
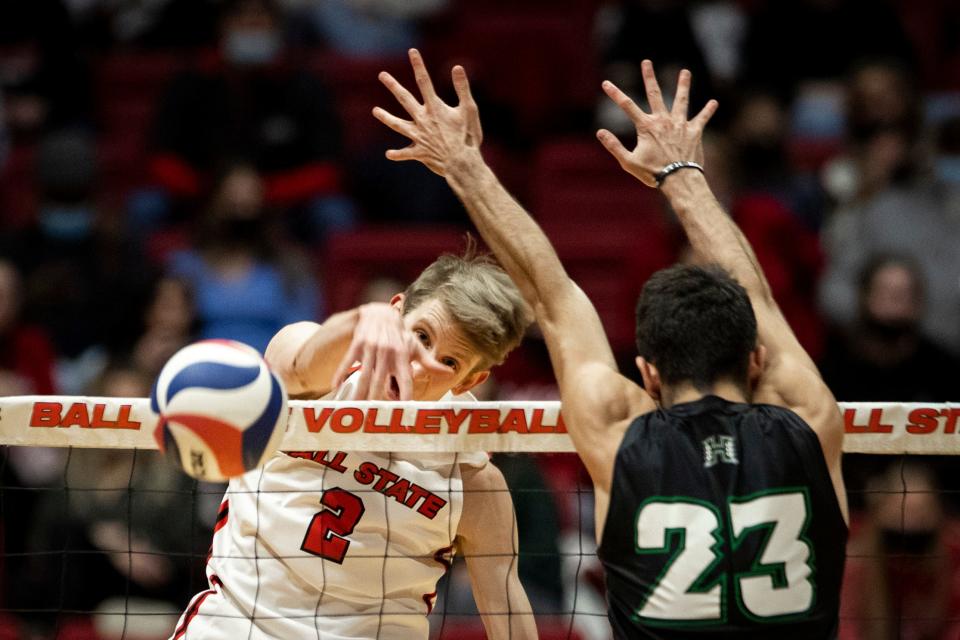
151,339 -> 288,482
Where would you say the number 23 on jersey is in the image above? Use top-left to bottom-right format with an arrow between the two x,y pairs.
635,488 -> 814,625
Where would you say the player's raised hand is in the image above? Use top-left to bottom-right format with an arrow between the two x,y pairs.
331,302 -> 450,401
373,48 -> 483,177
597,60 -> 718,187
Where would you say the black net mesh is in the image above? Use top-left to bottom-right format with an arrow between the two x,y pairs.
1,448 -> 959,639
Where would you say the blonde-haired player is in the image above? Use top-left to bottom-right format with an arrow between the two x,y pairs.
171,251 -> 537,639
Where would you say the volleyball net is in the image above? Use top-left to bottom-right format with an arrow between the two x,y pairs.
1,396 -> 958,639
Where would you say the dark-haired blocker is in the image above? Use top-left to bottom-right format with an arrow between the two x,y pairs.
374,50 -> 848,638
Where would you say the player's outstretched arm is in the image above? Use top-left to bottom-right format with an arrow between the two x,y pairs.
374,49 -> 654,482
264,303 -> 447,400
597,61 -> 845,486
457,463 -> 537,640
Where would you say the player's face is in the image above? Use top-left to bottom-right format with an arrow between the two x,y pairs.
400,297 -> 489,401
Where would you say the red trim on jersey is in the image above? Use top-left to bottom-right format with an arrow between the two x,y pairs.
154,417 -> 168,452
421,545 -> 455,614
214,499 -> 229,533
173,574 -> 223,640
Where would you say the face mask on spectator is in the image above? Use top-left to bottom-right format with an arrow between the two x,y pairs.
737,139 -> 784,173
862,315 -> 917,342
934,154 -> 960,187
39,205 -> 93,242
224,29 -> 280,66
222,215 -> 265,246
880,528 -> 937,554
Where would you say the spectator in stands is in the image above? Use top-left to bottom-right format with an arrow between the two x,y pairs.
150,0 -> 352,239
886,0 -> 960,91
348,145 -> 466,224
597,0 -> 714,136
741,0 -> 913,99
0,0 -> 92,140
17,365 -> 208,640
820,254 -> 959,402
0,259 -> 55,394
66,0 -> 221,49
934,115 -> 960,191
698,94 -> 827,356
728,86 -> 828,228
166,163 -> 320,353
0,129 -> 154,392
0,261 -> 61,636
286,0 -> 448,56
818,59 -> 960,353
821,60 -> 923,206
840,461 -> 960,640
845,60 -> 922,148
819,185 -> 960,352
132,277 -> 196,379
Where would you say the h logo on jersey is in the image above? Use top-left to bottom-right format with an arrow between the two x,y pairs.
703,435 -> 738,468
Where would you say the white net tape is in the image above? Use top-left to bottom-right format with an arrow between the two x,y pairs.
1,395 -> 958,454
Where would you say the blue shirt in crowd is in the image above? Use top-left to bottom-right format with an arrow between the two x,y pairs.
168,250 -> 320,353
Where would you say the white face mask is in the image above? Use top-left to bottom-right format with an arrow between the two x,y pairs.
223,29 -> 281,66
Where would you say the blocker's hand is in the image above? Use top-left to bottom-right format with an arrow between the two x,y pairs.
597,60 -> 718,187
373,48 -> 483,177
331,302 -> 449,401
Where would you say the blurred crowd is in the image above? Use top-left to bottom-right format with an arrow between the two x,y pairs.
0,0 -> 959,638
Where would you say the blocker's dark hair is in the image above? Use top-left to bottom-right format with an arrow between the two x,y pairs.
635,264 -> 757,391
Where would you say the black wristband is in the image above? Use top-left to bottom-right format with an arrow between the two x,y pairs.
655,161 -> 704,188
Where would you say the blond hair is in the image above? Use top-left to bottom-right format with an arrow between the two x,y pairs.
404,242 -> 531,371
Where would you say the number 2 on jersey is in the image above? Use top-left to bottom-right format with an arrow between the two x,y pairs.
636,489 -> 814,623
301,488 -> 365,563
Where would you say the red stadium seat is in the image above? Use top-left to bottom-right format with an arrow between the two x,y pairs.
320,217 -> 677,354
432,9 -> 599,135
94,52 -> 186,203
0,614 -> 16,640
321,223 -> 671,355
308,53 -> 413,155
530,138 -> 665,227
99,137 -> 149,197
786,137 -> 843,173
322,226 -> 469,313
95,51 -> 186,102
542,224 -> 674,354
0,145 -> 38,228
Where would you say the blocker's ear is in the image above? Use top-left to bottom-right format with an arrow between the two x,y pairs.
454,370 -> 490,396
636,356 -> 662,403
390,293 -> 405,313
748,344 -> 767,392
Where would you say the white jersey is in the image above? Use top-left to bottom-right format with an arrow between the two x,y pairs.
172,372 -> 487,640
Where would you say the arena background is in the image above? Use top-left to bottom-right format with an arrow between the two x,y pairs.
0,0 -> 959,638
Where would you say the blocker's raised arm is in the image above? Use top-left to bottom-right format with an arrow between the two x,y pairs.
598,61 -> 846,517
373,49 -> 654,485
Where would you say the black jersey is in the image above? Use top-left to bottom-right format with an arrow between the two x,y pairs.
597,395 -> 847,639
